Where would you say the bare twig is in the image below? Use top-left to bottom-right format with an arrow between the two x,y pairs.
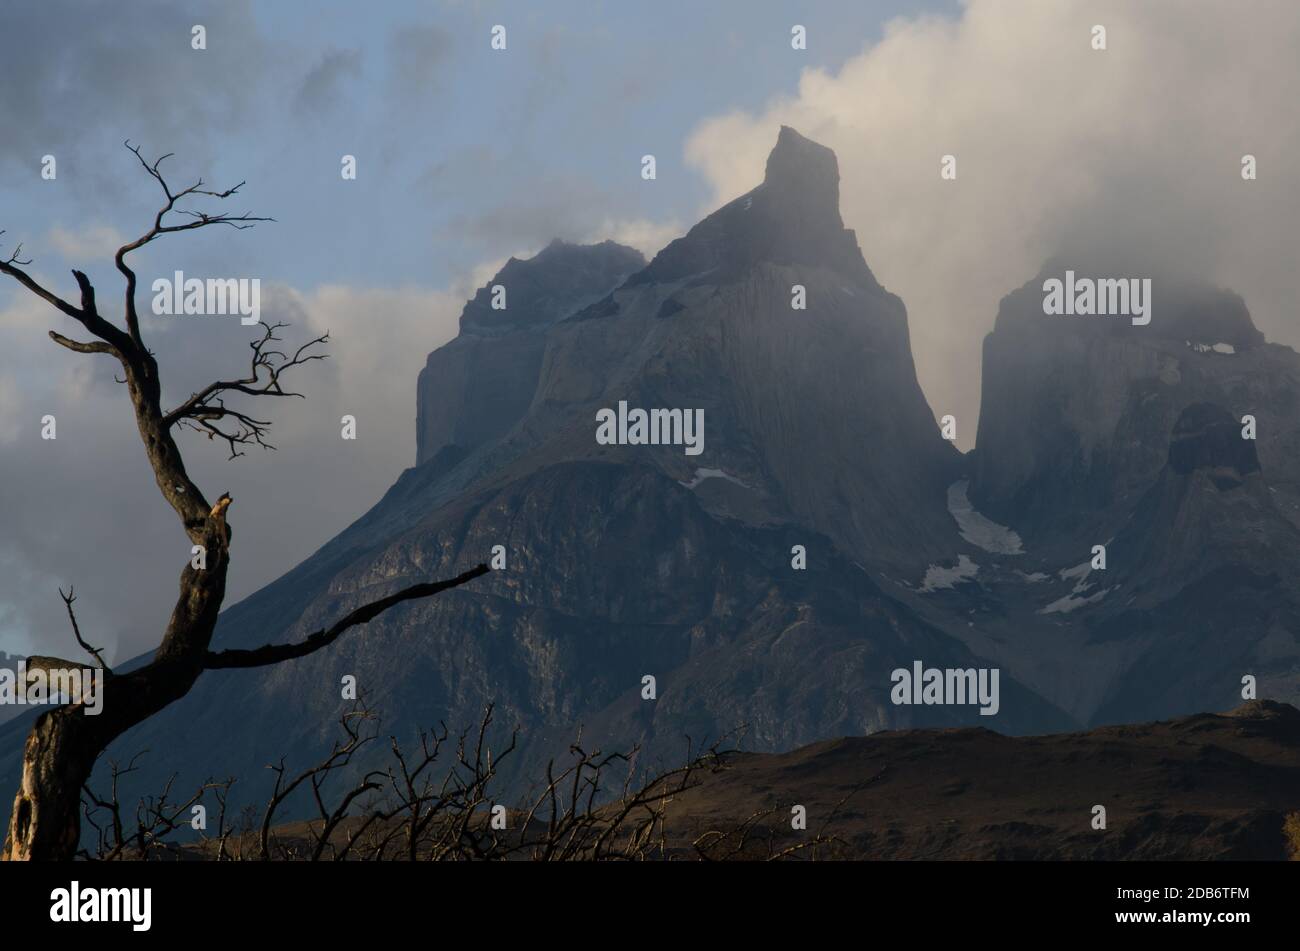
58,586 -> 110,672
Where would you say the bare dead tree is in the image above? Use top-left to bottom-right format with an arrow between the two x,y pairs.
227,701 -> 520,861
510,735 -> 714,860
79,706 -> 849,862
78,752 -> 234,861
255,705 -> 384,861
0,144 -> 489,860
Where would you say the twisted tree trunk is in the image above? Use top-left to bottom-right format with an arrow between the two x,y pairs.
4,521 -> 229,860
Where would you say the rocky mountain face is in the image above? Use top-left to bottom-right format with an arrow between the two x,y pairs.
2,128 -> 1295,828
972,268 -> 1300,552
529,127 -> 963,572
415,239 -> 645,467
1079,401 -> 1300,723
921,264 -> 1300,727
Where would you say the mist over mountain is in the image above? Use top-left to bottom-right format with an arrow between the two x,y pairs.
973,264 -> 1300,550
3,128 -> 1296,825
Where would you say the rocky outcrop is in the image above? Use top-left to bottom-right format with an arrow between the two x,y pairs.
415,240 -> 644,466
928,272 -> 1300,728
629,126 -> 874,286
1166,402 -> 1261,487
1078,401 -> 1300,722
527,125 -> 962,571
971,268 -> 1300,552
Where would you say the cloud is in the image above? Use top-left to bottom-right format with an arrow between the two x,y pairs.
444,171 -> 683,264
293,48 -> 363,117
0,269 -> 488,660
0,0 -> 272,185
45,224 -> 128,261
0,378 -> 22,445
588,217 -> 682,259
447,175 -> 615,250
684,0 -> 1300,447
387,24 -> 453,96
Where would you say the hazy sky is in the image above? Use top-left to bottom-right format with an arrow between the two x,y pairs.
1,0 -> 1295,660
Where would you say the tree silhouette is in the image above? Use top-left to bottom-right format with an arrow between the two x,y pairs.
0,144 -> 488,860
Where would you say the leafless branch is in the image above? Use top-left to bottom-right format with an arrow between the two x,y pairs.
80,752 -> 234,861
114,141 -> 273,349
165,321 -> 330,456
204,564 -> 492,670
58,586 -> 110,672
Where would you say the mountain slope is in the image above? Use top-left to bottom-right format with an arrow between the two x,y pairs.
1082,402 -> 1300,722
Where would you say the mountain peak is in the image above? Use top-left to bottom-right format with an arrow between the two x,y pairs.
415,239 -> 643,465
763,126 -> 841,217
629,126 -> 874,288
459,240 -> 644,336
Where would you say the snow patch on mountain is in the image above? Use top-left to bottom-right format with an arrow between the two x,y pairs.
920,554 -> 979,592
678,468 -> 752,490
1041,587 -> 1112,615
947,480 -> 1024,554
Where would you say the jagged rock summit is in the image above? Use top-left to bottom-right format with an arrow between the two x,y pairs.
632,125 -> 876,287
918,264 -> 1300,728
